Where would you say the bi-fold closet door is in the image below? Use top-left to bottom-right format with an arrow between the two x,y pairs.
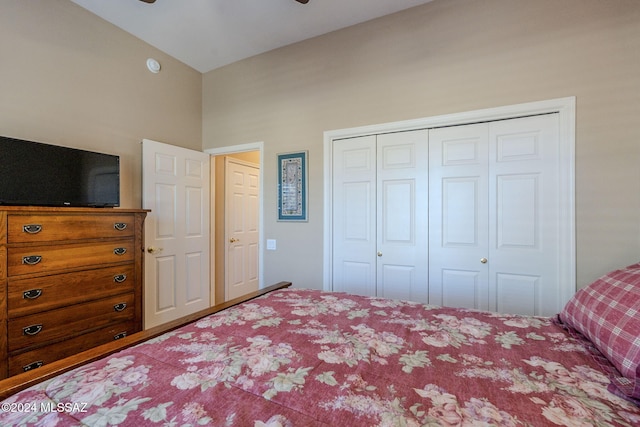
429,114 -> 561,316
332,129 -> 429,302
332,113 -> 563,316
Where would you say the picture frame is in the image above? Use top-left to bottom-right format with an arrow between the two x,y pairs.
277,151 -> 308,221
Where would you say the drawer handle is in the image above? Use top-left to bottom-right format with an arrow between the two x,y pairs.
23,224 -> 43,234
23,361 -> 44,372
114,303 -> 127,312
114,274 -> 128,283
22,255 -> 42,265
23,289 -> 43,299
114,332 -> 127,340
23,324 -> 43,336
113,247 -> 127,256
114,222 -> 128,231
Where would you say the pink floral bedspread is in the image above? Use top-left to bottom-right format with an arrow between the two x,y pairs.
2,289 -> 639,426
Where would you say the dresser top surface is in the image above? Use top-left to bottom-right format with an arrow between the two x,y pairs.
0,207 -> 149,214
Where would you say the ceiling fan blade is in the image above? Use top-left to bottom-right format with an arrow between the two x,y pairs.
138,0 -> 304,4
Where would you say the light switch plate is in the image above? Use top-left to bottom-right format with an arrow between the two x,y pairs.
266,239 -> 277,250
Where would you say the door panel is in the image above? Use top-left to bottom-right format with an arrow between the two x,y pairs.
332,131 -> 428,301
442,177 -> 480,246
142,139 -> 210,328
332,136 -> 377,296
429,123 -> 489,310
155,256 -> 176,311
225,158 -> 260,301
185,252 -> 204,303
344,182 -> 373,240
489,114 -> 560,315
341,261 -> 375,296
185,187 -> 204,236
380,264 -> 415,301
429,114 -> 561,315
381,180 -> 413,242
496,174 -> 538,248
441,269 -> 481,309
496,273 -> 539,315
377,130 -> 428,302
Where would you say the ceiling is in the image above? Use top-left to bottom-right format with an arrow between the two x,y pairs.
70,0 -> 434,73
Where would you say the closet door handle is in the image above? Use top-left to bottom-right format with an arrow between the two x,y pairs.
480,258 -> 488,264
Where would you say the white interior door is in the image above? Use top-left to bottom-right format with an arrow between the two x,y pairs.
376,130 -> 429,302
428,123 -> 490,310
332,135 -> 377,296
225,158 -> 259,301
142,139 -> 210,328
488,114 -> 561,316
332,130 -> 428,301
429,114 -> 562,316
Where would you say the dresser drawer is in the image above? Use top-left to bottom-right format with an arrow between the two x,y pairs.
7,239 -> 134,277
8,320 -> 137,376
8,293 -> 135,351
8,264 -> 135,318
8,213 -> 135,243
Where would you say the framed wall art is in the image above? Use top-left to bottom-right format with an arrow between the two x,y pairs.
277,151 -> 307,221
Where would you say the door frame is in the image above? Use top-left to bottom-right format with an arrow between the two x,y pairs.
206,142 -> 265,299
323,97 -> 576,304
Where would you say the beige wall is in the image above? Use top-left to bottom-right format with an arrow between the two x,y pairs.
203,0 -> 640,290
3,0 -> 639,296
0,0 -> 202,208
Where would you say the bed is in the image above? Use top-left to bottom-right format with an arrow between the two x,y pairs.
1,264 -> 639,426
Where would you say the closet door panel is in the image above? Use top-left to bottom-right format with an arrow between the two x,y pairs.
496,273 -> 539,316
379,265 -> 415,301
377,130 -> 428,302
429,115 -> 561,315
429,124 -> 490,310
442,177 -> 480,246
441,269 -> 482,309
489,114 -> 560,316
340,261 -> 376,297
496,174 -> 538,248
332,136 -> 377,296
381,180 -> 414,243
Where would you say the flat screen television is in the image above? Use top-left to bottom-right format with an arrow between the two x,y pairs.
0,135 -> 120,207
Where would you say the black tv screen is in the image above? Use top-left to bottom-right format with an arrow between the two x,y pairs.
0,136 -> 120,207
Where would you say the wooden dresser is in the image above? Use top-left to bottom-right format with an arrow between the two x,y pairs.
0,207 -> 148,379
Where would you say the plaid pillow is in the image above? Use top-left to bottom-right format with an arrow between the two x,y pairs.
559,262 -> 640,401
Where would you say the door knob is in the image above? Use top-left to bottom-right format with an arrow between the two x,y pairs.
480,257 -> 488,264
230,238 -> 240,243
377,251 -> 383,257
147,246 -> 163,254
